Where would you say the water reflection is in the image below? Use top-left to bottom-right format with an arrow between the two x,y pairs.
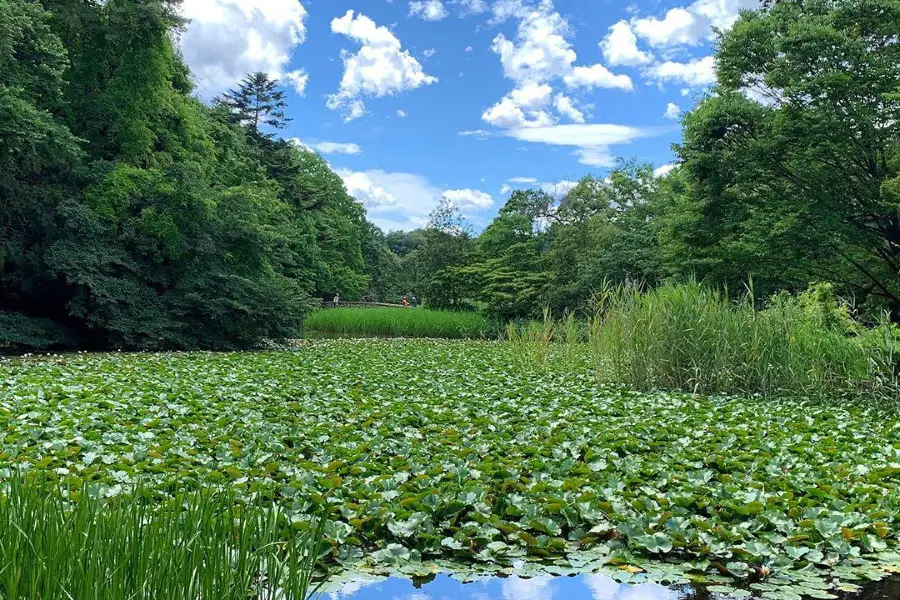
324,573 -> 900,600
325,573 -> 686,600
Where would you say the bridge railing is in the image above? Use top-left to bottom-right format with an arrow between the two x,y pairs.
321,301 -> 406,309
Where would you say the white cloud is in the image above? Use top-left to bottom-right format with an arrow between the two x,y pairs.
511,123 -> 645,147
328,11 -> 438,121
600,20 -> 653,66
397,109 -> 407,117
423,48 -> 437,58
501,184 -> 512,195
633,7 -> 703,47
305,141 -> 362,155
409,0 -> 448,21
482,95 -> 554,129
663,102 -> 681,119
654,163 -> 677,177
179,0 -> 309,97
554,94 -> 585,123
632,0 -> 758,48
481,1 -> 631,137
563,64 -> 633,91
647,55 -> 716,86
442,188 -> 494,208
337,170 -> 486,231
509,177 -> 538,183
465,45 -> 474,52
574,146 -> 617,167
281,69 -> 309,94
490,3 -> 577,86
508,123 -> 646,168
338,170 -> 398,209
457,0 -> 488,14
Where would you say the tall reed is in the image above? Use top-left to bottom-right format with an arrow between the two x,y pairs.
0,479 -> 326,600
588,281 -> 899,399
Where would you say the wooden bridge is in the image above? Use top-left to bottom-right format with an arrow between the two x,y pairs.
321,301 -> 406,309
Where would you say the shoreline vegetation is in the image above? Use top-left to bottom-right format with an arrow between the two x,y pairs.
0,479 -> 325,600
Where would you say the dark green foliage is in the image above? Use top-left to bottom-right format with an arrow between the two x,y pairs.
673,0 -> 900,310
0,0 -> 381,350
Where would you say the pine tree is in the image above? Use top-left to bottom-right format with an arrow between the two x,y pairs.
219,72 -> 291,136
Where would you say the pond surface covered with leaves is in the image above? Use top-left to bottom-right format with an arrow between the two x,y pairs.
1,340 -> 899,598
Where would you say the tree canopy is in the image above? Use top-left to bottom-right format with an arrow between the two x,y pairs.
1,0 -> 898,350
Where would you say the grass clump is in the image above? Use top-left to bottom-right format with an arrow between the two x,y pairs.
589,281 -> 899,399
304,307 -> 488,339
0,478 -> 325,600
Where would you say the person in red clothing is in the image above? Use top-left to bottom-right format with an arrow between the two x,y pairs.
401,295 -> 409,308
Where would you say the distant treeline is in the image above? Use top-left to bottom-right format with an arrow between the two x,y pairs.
2,0 -> 898,351
390,0 -> 900,322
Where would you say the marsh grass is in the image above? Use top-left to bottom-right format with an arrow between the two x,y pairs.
0,479 -> 326,600
588,281 -> 900,400
507,310 -> 589,372
304,307 -> 488,339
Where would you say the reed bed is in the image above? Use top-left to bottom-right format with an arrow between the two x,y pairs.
0,479 -> 325,600
589,281 -> 899,399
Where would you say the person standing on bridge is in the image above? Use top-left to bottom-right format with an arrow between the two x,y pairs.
411,296 -> 418,308
333,294 -> 340,306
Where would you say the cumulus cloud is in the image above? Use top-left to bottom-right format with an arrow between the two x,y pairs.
409,0 -> 448,21
563,64 -> 633,91
647,55 -> 717,86
554,94 -> 585,123
328,11 -> 438,121
600,20 -> 653,67
442,188 -> 494,208
338,170 -> 398,209
490,2 -> 577,86
632,0 -> 758,48
179,0 -> 309,97
663,102 -> 681,119
479,0 -> 634,164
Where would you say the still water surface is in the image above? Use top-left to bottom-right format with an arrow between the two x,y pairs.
325,573 -> 900,600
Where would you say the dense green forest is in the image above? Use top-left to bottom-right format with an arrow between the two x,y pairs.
2,0 -> 899,350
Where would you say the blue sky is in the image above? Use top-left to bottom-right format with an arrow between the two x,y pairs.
178,0 -> 756,231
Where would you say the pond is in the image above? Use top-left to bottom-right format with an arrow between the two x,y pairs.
323,574 -> 900,600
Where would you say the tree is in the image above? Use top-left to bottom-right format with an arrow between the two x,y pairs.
0,0 -> 83,348
674,0 -> 900,312
219,72 -> 291,137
